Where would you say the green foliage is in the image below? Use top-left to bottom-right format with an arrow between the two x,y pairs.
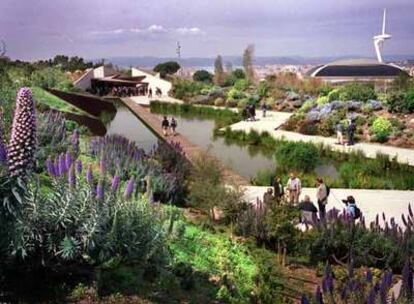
172,79 -> 206,100
370,117 -> 392,142
316,95 -> 329,106
234,79 -> 249,91
327,88 -> 340,101
214,97 -> 225,106
153,61 -> 180,77
227,88 -> 245,100
233,69 -> 246,80
298,99 -> 315,113
193,70 -> 213,83
30,67 -> 73,90
274,141 -> 320,173
338,83 -> 376,102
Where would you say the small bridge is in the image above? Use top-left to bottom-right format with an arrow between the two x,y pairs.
121,98 -> 249,186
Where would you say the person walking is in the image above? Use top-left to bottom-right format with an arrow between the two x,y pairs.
263,188 -> 275,206
273,176 -> 284,203
261,103 -> 267,118
298,195 -> 318,224
336,121 -> 344,145
161,116 -> 169,137
148,88 -> 153,99
286,172 -> 301,205
347,119 -> 356,146
316,178 -> 329,220
251,104 -> 256,121
170,117 -> 177,136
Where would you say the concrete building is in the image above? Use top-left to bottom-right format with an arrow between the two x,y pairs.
306,58 -> 407,86
73,65 -> 117,91
131,68 -> 172,97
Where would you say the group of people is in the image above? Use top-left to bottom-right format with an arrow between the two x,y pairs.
111,86 -> 147,97
161,116 -> 178,137
262,173 -> 360,224
336,119 -> 357,146
241,104 -> 257,121
148,87 -> 162,99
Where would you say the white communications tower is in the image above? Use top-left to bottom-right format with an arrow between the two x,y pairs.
373,9 -> 392,63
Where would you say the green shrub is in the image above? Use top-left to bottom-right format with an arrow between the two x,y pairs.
193,70 -> 213,83
237,98 -> 249,108
274,141 -> 320,173
234,79 -> 249,91
370,117 -> 392,142
338,83 -> 376,102
316,95 -> 329,106
227,88 -> 245,100
226,99 -> 237,107
327,88 -> 340,101
299,99 -> 315,113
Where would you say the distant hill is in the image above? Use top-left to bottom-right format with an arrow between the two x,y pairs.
96,55 -> 414,69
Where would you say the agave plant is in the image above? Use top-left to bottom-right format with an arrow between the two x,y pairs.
7,88 -> 37,177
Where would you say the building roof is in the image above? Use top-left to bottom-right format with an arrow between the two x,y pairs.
307,59 -> 407,78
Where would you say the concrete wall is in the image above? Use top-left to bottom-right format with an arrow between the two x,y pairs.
131,68 -> 172,97
73,66 -> 117,91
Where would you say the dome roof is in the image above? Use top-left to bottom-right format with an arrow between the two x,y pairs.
307,59 -> 406,78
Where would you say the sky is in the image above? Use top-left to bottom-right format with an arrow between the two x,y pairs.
1,0 -> 413,61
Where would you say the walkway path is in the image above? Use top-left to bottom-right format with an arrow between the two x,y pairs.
227,112 -> 414,166
244,186 -> 414,227
121,98 -> 249,186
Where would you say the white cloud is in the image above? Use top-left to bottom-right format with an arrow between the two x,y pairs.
147,24 -> 166,33
90,28 -> 125,35
176,27 -> 203,35
89,25 -> 204,37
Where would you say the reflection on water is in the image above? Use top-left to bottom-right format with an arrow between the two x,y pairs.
102,106 -> 338,180
105,107 -> 158,153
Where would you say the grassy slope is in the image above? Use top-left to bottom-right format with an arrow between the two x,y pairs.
31,86 -> 86,115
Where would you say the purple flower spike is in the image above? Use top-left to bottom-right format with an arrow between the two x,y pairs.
58,153 -> 67,176
7,88 -> 37,177
111,175 -> 120,193
366,269 -> 373,283
68,165 -> 76,188
0,110 -> 7,165
315,286 -> 323,304
65,152 -> 73,170
96,181 -> 104,200
301,295 -> 310,304
75,160 -> 83,174
71,129 -> 79,154
86,165 -> 93,184
124,179 -> 134,199
45,157 -> 55,177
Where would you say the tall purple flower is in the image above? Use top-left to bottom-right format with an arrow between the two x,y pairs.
402,260 -> 413,299
75,160 -> 83,174
366,269 -> 373,283
65,152 -> 73,170
7,88 -> 37,177
45,156 -> 55,177
58,153 -> 67,176
111,175 -> 120,193
86,165 -> 93,184
315,286 -> 323,304
68,165 -> 76,188
96,181 -> 104,200
123,179 -> 134,199
0,109 -> 7,165
301,295 -> 310,304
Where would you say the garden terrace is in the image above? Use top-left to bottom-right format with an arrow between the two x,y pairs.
120,97 -> 249,186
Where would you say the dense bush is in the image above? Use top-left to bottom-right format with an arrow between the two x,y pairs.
31,67 -> 73,90
370,117 -> 392,142
316,95 -> 329,106
274,141 -> 320,172
387,90 -> 414,114
193,69 -> 213,83
338,83 -> 376,102
234,79 -> 249,91
153,61 -> 180,78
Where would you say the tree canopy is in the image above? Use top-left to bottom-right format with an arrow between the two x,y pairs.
193,70 -> 213,83
154,61 -> 181,78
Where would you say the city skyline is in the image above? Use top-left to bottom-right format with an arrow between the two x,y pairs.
1,0 -> 413,61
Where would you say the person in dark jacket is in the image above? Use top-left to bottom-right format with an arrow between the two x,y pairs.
298,195 -> 318,224
347,119 -> 356,146
161,116 -> 169,136
170,117 -> 177,136
273,176 -> 284,203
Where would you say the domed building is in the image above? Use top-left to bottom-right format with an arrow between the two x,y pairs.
306,9 -> 409,88
306,58 -> 407,85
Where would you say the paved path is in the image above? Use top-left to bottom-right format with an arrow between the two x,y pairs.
244,186 -> 414,227
128,95 -> 184,106
226,113 -> 414,166
121,98 -> 249,186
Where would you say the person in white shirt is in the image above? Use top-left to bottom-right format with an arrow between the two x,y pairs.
286,172 -> 301,204
316,178 -> 328,220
